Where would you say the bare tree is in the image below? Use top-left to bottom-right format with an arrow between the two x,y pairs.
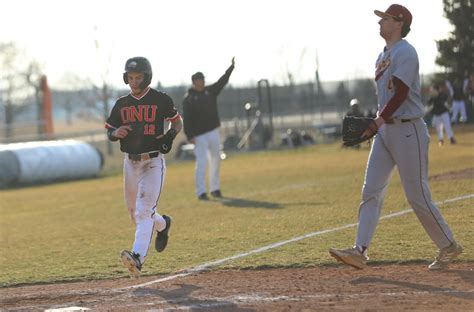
335,81 -> 350,119
55,72 -> 94,125
25,61 -> 44,135
92,26 -> 115,155
0,42 -> 41,139
59,27 -> 115,153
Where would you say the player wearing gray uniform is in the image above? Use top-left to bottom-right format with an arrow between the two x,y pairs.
329,4 -> 462,271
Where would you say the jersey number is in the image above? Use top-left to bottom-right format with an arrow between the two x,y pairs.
144,124 -> 156,135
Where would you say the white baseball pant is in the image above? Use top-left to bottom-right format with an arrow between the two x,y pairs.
356,119 -> 455,250
432,112 -> 454,141
451,100 -> 467,123
193,127 -> 221,196
123,154 -> 167,264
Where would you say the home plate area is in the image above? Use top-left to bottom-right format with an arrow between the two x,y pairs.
1,263 -> 473,311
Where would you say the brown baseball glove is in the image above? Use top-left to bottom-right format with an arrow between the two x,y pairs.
342,116 -> 378,147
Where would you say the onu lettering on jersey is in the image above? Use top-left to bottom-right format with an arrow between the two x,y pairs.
120,105 -> 157,124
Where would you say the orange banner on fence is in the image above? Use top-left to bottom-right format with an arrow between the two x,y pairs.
40,75 -> 54,137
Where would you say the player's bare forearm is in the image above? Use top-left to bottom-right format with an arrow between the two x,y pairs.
361,117 -> 384,138
170,117 -> 183,134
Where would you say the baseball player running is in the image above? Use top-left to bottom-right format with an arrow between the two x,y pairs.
329,4 -> 462,271
427,83 -> 456,146
105,56 -> 183,278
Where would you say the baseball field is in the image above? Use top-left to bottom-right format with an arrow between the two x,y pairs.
1,126 -> 473,311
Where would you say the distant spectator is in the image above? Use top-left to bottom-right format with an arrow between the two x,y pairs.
344,98 -> 365,149
346,98 -> 364,117
464,73 -> 473,123
448,78 -> 468,124
427,83 -> 456,146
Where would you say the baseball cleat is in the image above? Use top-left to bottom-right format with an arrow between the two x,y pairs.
210,190 -> 223,198
428,242 -> 463,271
198,193 -> 209,200
155,215 -> 172,252
120,250 -> 142,279
329,247 -> 369,270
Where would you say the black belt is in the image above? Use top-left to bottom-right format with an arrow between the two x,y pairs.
128,151 -> 160,161
385,118 -> 418,124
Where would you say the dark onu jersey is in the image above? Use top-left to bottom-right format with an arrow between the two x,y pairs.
428,92 -> 449,116
105,88 -> 180,154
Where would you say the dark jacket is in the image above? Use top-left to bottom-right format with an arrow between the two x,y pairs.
182,64 -> 234,140
428,92 -> 449,116
452,82 -> 465,101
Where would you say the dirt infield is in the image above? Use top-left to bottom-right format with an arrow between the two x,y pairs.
430,167 -> 474,181
1,263 -> 473,311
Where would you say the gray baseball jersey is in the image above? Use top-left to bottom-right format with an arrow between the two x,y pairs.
375,40 -> 424,119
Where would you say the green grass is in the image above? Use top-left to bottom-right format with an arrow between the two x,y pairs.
0,126 -> 473,287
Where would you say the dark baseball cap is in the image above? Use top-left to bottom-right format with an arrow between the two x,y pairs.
191,72 -> 205,81
374,4 -> 412,28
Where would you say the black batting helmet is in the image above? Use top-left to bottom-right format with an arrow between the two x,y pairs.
123,57 -> 152,90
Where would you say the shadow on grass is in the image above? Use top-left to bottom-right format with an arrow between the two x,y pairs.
132,283 -> 254,311
215,196 -> 326,209
0,174 -> 109,190
216,197 -> 283,209
279,201 -> 327,207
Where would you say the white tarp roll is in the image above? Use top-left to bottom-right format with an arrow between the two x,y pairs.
0,140 -> 103,187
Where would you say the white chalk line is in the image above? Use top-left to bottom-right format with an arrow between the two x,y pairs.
120,193 -> 474,290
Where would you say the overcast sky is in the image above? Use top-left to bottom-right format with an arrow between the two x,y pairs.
2,0 -> 452,90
